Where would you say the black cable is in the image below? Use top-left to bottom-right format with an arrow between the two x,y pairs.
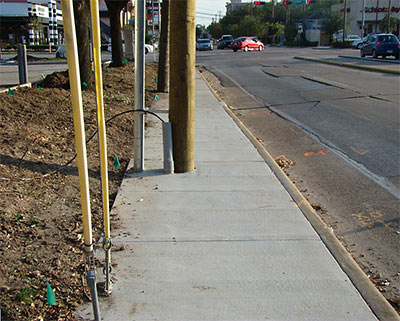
0,109 -> 165,182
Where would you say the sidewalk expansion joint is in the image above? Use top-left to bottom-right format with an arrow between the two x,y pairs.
113,238 -> 320,244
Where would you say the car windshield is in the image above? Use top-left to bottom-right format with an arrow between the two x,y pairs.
235,37 -> 246,41
223,36 -> 233,40
378,35 -> 398,42
198,40 -> 211,43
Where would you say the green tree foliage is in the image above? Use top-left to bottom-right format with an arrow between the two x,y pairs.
207,0 -> 342,44
322,11 -> 343,41
237,16 -> 264,38
207,22 -> 223,39
379,14 -> 399,34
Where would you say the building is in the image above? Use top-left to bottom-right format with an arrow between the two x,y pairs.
0,0 -> 137,46
332,0 -> 400,37
226,0 -> 245,14
0,0 -> 63,45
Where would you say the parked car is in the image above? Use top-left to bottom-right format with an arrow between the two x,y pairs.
360,34 -> 400,59
345,34 -> 361,42
231,37 -> 264,52
196,39 -> 213,51
107,40 -> 154,54
217,35 -> 234,49
353,36 -> 369,49
333,30 -> 361,43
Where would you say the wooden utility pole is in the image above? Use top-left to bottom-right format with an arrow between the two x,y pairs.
169,0 -> 196,173
157,0 -> 169,93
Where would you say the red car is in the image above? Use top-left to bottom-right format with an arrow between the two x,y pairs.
231,37 -> 264,52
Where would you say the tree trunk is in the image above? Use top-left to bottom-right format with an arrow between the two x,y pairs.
105,1 -> 128,67
157,0 -> 169,92
73,0 -> 92,89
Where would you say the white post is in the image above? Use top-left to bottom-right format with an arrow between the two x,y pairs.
134,0 -> 145,172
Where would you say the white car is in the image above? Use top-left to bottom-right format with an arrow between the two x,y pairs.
107,41 -> 154,54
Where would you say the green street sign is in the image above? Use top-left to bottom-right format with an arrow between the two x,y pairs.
292,0 -> 307,5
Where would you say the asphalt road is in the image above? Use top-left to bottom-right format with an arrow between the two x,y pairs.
197,46 -> 400,309
0,51 -> 159,88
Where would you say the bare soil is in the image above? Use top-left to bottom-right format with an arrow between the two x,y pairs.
0,61 -> 158,320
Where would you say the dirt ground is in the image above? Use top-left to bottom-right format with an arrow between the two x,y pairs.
0,61 -> 158,320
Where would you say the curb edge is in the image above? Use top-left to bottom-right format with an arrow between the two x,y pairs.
198,69 -> 400,321
294,56 -> 400,75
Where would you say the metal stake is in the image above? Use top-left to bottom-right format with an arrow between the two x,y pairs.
86,269 -> 101,321
163,122 -> 174,174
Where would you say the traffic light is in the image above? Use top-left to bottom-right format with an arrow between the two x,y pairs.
282,1 -> 292,5
254,1 -> 266,5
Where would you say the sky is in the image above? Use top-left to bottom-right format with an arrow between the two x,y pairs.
195,0 -> 279,27
196,0 -> 229,26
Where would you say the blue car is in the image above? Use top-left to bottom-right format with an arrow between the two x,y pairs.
360,34 -> 399,59
196,39 -> 213,51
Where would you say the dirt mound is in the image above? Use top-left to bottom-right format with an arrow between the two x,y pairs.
0,61 -> 159,320
41,70 -> 70,89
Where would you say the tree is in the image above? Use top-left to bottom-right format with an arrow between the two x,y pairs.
105,0 -> 129,67
379,15 -> 399,34
322,11 -> 343,42
237,16 -> 264,39
207,22 -> 223,39
264,22 -> 284,44
285,23 -> 298,44
73,0 -> 92,89
157,0 -> 169,93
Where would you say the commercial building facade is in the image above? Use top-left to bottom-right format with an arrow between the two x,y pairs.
332,0 -> 400,37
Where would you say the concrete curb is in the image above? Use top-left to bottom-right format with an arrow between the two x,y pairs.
294,56 -> 400,75
339,55 -> 400,65
198,70 -> 400,321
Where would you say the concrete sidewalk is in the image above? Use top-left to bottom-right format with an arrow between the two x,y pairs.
78,72 -> 377,320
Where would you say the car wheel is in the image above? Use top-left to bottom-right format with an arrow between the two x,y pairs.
360,49 -> 365,57
372,49 -> 378,58
145,47 -> 149,54
233,49 -> 237,52
244,46 -> 249,52
258,45 -> 263,51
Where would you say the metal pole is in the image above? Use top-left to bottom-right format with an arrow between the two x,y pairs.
86,270 -> 101,321
89,0 -> 111,295
152,0 -> 156,62
375,0 -> 379,33
387,0 -> 392,33
272,0 -> 275,22
343,0 -> 347,42
157,0 -> 161,60
17,44 -> 28,84
361,0 -> 366,37
134,0 -> 145,172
